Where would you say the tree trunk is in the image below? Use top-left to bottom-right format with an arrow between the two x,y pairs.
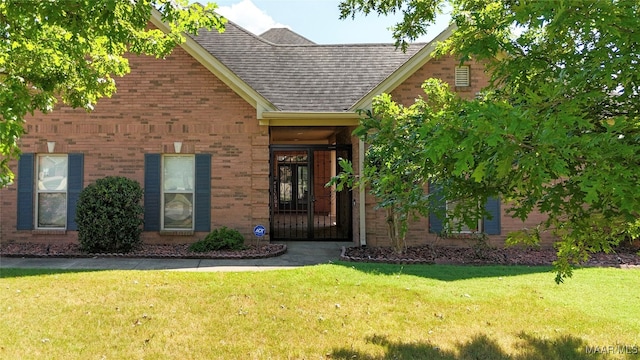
387,208 -> 406,254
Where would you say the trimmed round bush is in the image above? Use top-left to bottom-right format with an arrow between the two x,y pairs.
76,176 -> 144,253
189,226 -> 246,252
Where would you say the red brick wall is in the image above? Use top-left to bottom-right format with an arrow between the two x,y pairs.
361,55 -> 554,248
0,44 -> 269,245
391,55 -> 490,105
0,49 -> 555,249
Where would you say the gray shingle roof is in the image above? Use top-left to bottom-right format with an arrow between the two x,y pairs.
190,21 -> 426,112
259,28 -> 316,45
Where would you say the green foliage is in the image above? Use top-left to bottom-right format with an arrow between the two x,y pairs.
188,226 -> 246,252
330,94 -> 436,254
625,218 -> 640,242
339,0 -> 640,281
76,176 -> 144,253
330,80 -> 493,253
0,0 -> 226,186
339,0 -> 446,51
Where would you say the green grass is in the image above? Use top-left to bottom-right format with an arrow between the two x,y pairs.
1,264 -> 639,359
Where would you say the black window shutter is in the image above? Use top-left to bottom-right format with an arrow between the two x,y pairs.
144,154 -> 161,231
17,153 -> 35,230
428,183 -> 445,234
66,153 -> 84,230
483,197 -> 501,235
194,154 -> 211,232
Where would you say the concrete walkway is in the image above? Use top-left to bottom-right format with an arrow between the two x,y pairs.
0,241 -> 351,272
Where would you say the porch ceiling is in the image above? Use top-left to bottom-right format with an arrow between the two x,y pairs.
270,127 -> 337,142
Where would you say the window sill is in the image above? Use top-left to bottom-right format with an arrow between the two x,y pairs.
159,230 -> 194,236
32,229 -> 67,235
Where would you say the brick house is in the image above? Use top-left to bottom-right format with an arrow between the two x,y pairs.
0,14 -> 548,249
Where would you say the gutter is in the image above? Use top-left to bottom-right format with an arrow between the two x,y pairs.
259,111 -> 361,126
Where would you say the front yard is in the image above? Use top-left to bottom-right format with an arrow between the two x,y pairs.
1,264 -> 638,359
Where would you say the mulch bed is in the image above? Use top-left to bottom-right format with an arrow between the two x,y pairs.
2,241 -> 639,268
0,242 -> 287,259
340,244 -> 640,268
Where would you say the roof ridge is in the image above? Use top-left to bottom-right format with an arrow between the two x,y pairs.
222,18 -> 284,47
221,18 -> 427,49
259,27 -> 316,45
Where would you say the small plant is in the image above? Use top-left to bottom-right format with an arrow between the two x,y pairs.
76,176 -> 144,253
625,218 -> 640,252
470,233 -> 494,260
189,226 -> 246,252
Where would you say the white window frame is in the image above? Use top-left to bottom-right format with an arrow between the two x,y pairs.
445,200 -> 482,234
161,154 -> 195,231
35,154 -> 68,229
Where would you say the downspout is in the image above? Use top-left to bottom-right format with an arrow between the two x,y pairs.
359,138 -> 366,247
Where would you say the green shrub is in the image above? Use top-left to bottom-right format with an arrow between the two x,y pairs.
189,226 -> 246,252
76,176 -> 144,253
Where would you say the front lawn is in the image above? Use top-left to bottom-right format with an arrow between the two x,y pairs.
1,264 -> 638,359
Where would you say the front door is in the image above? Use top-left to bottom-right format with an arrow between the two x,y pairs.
270,145 -> 351,240
277,163 -> 308,212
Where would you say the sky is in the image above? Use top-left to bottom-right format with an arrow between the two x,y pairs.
206,0 -> 451,44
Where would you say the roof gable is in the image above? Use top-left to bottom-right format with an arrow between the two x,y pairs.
153,11 -> 455,116
190,21 -> 435,112
150,12 -> 276,116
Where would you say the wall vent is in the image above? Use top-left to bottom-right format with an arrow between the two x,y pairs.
455,66 -> 470,87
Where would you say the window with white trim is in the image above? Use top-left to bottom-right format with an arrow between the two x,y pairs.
36,154 -> 68,228
162,155 -> 195,230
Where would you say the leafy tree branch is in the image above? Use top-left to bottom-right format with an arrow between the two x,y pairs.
338,0 -> 640,281
0,0 -> 226,185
